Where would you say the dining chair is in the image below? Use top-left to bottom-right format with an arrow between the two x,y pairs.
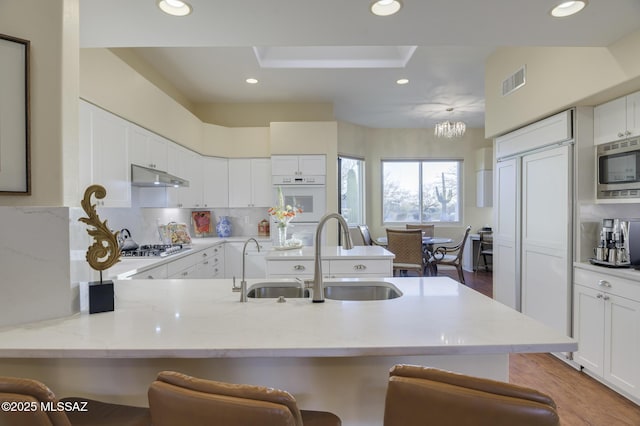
357,224 -> 383,246
429,226 -> 472,284
148,371 -> 341,426
383,364 -> 560,426
385,228 -> 425,277
348,226 -> 366,246
0,376 -> 151,426
405,224 -> 435,238
475,231 -> 493,271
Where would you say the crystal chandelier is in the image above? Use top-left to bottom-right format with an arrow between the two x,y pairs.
434,107 -> 466,138
434,120 -> 466,138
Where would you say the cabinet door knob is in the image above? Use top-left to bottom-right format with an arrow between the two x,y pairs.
147,275 -> 154,279
603,295 -> 610,301
618,132 -> 625,137
625,130 -> 632,136
354,264 -> 366,270
294,265 -> 306,271
598,280 -> 611,288
597,293 -> 604,299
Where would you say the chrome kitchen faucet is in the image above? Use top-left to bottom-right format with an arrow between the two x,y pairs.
311,213 -> 353,303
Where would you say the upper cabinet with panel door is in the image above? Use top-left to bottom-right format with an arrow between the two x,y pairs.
271,155 -> 326,176
228,158 -> 272,207
202,156 -> 228,208
79,100 -> 131,207
594,91 -> 640,145
129,125 -> 168,172
167,144 -> 203,208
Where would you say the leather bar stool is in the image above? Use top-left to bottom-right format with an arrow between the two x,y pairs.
0,376 -> 150,426
148,370 -> 341,426
383,364 -> 560,426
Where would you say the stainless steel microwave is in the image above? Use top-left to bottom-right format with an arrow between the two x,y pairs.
597,138 -> 640,200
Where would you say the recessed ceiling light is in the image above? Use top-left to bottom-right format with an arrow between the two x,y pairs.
550,1 -> 587,18
396,78 -> 409,85
157,0 -> 192,17
371,0 -> 402,17
245,78 -> 259,84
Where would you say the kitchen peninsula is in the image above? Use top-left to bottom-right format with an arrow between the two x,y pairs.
0,276 -> 575,426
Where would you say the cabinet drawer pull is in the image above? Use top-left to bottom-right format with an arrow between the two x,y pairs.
203,261 -> 209,265
597,293 -> 604,299
202,252 -> 208,257
353,264 -> 367,270
147,275 -> 154,279
293,265 -> 306,271
603,295 -> 610,301
182,271 -> 188,276
598,280 -> 612,288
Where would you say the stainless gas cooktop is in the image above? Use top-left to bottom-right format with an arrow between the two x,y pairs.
121,244 -> 191,258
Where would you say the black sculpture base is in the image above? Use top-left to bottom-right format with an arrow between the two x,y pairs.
88,280 -> 114,314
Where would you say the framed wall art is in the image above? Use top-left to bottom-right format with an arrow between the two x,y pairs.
0,33 -> 30,194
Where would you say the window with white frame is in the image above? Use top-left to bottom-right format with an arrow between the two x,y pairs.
382,160 -> 462,223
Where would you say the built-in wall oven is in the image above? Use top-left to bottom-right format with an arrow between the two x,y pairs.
597,138 -> 640,200
272,175 -> 326,245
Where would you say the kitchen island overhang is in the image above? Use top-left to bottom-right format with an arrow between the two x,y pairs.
0,277 -> 576,426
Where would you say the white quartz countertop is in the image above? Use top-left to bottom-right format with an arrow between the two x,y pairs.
0,277 -> 576,358
266,245 -> 394,260
575,261 -> 640,283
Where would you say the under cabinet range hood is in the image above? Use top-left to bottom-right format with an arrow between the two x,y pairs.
130,164 -> 189,188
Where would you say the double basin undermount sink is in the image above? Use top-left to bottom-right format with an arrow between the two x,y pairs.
246,280 -> 402,301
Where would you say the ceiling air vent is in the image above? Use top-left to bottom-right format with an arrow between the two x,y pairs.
502,65 -> 526,96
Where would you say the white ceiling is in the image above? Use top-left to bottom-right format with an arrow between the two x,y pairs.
79,0 -> 640,129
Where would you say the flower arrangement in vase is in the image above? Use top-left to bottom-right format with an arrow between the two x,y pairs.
268,186 -> 302,247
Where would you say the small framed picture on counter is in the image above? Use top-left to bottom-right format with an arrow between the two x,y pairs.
192,211 -> 213,237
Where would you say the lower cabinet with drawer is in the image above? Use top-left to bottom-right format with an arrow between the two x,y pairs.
196,244 -> 225,278
130,264 -> 168,280
573,266 -> 640,400
266,258 -> 392,279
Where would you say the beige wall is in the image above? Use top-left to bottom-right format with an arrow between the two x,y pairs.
80,49 -> 203,153
362,128 -> 493,242
194,102 -> 334,127
485,29 -> 640,138
201,124 -> 270,158
337,121 -> 368,159
0,0 -> 77,207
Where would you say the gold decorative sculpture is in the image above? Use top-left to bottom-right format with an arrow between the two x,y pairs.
78,185 -> 121,279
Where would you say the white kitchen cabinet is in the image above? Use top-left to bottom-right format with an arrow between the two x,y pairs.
574,267 -> 640,399
326,259 -> 392,278
594,91 -> 640,145
167,144 -> 203,208
128,125 -> 168,171
494,111 -> 575,340
224,241 -> 272,279
271,155 -> 326,176
228,158 -> 272,207
130,264 -> 168,280
196,244 -> 225,278
79,100 -> 131,207
202,157 -> 228,208
266,258 -> 392,279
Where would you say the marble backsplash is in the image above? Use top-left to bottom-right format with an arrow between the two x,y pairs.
94,206 -> 272,245
577,202 -> 640,261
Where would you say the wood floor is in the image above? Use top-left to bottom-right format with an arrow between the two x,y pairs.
438,268 -> 640,425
